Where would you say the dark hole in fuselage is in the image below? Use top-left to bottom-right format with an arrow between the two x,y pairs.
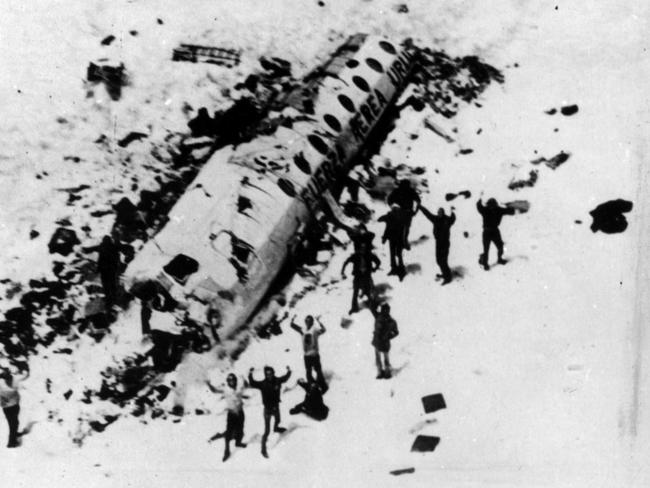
308,134 -> 330,154
366,58 -> 383,72
324,114 -> 342,132
277,178 -> 297,197
338,94 -> 355,112
379,40 -> 396,54
352,76 -> 370,92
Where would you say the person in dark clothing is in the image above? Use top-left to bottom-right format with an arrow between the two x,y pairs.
420,206 -> 456,284
207,373 -> 248,461
341,249 -> 381,314
248,366 -> 291,458
188,107 -> 214,138
88,235 -> 124,310
289,379 -> 329,421
290,315 -> 328,392
476,198 -> 515,270
378,204 -> 407,278
387,179 -> 421,250
370,303 -> 399,379
340,222 -> 375,256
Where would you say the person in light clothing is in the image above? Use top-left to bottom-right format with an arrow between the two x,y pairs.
290,315 -> 327,392
0,369 -> 28,448
206,373 -> 248,461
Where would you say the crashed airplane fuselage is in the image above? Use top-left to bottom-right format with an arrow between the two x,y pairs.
124,35 -> 417,340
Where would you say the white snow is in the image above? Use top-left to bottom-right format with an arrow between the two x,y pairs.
1,0 -> 649,487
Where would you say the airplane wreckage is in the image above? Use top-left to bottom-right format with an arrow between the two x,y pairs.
124,34 -> 418,345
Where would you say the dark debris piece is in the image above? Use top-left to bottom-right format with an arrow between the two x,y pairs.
421,393 -> 446,414
101,35 -> 116,46
390,467 -> 415,476
445,190 -> 471,201
508,170 -> 538,191
118,132 -> 148,148
561,104 -> 579,116
48,227 -> 80,256
531,151 -> 570,170
589,199 -> 633,234
505,200 -> 530,214
411,435 -> 440,453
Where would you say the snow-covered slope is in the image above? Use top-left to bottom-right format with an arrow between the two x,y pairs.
1,0 -> 648,487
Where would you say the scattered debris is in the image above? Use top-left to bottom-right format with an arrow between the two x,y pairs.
48,227 -> 80,256
410,49 -> 504,118
87,62 -> 128,101
531,151 -> 570,170
445,190 -> 471,201
508,169 -> 538,190
172,44 -> 241,67
118,132 -> 148,148
589,199 -> 633,234
423,118 -> 454,142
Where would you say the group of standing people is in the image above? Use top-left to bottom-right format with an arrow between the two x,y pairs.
206,297 -> 401,461
207,314 -> 331,461
342,179 -> 517,314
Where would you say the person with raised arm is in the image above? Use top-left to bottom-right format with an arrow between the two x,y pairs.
248,365 -> 291,458
370,303 -> 399,379
290,315 -> 327,392
206,373 -> 248,461
387,179 -> 421,250
420,206 -> 456,284
341,247 -> 381,314
476,197 -> 515,270
378,204 -> 407,279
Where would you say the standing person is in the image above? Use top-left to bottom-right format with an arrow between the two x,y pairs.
420,206 -> 456,284
341,248 -> 381,314
476,197 -> 515,270
378,204 -> 407,278
248,366 -> 291,458
387,179 -> 421,249
206,373 -> 248,461
0,370 -> 28,448
85,235 -> 123,310
290,315 -> 327,392
289,379 -> 329,421
371,304 -> 399,379
337,222 -> 375,256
